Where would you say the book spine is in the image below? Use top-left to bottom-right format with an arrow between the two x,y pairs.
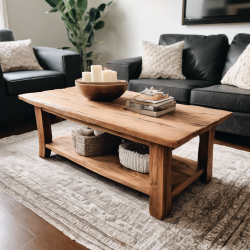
156,100 -> 176,110
126,100 -> 176,111
126,106 -> 176,117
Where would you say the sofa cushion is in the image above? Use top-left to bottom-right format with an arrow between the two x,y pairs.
159,34 -> 229,83
222,33 -> 250,78
128,79 -> 215,104
4,70 -> 64,95
190,84 -> 250,112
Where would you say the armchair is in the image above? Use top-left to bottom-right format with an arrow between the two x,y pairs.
0,29 -> 81,123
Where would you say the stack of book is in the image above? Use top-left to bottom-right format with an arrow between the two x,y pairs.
126,94 -> 176,117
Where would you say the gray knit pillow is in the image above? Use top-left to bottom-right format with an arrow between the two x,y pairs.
221,43 -> 250,90
139,40 -> 185,80
0,39 -> 43,73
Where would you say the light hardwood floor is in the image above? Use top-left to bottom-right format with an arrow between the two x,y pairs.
0,115 -> 249,249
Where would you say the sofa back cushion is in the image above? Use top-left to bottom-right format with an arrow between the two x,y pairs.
159,34 -> 229,83
222,33 -> 250,78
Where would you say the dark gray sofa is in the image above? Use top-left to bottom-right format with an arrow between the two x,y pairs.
0,29 -> 81,123
107,33 -> 250,138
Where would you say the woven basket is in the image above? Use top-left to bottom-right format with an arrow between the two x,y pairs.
119,143 -> 149,173
71,128 -> 122,157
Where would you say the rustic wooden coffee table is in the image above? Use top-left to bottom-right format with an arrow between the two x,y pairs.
19,88 -> 232,220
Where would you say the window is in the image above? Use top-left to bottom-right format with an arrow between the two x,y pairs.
0,0 -> 9,29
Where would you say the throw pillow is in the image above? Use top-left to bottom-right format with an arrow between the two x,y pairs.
139,40 -> 185,80
221,43 -> 250,90
0,39 -> 43,72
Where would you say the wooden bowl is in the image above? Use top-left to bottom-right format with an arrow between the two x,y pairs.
75,79 -> 128,102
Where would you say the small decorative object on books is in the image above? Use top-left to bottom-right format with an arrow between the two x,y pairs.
126,87 -> 176,117
71,127 -> 122,157
119,142 -> 149,173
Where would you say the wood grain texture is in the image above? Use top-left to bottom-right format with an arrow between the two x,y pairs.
149,143 -> 172,219
0,190 -> 87,250
46,135 -> 201,197
10,204 -> 88,250
43,108 -> 151,146
198,127 -> 216,183
0,202 -> 35,249
19,88 -> 232,148
46,135 -> 150,194
34,107 -> 52,158
0,189 -> 87,250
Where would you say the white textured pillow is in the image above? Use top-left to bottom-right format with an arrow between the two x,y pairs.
0,39 -> 43,73
139,41 -> 185,80
221,44 -> 250,90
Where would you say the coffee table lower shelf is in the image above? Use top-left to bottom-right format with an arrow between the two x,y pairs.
46,135 -> 204,198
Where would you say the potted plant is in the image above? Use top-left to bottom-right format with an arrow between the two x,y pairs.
45,0 -> 112,71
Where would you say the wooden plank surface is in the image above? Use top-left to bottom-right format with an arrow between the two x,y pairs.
43,108 -> 151,146
46,135 -> 201,196
46,135 -> 150,195
19,88 -> 232,148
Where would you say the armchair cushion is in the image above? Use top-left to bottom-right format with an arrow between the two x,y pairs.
33,47 -> 81,88
4,70 -> 64,95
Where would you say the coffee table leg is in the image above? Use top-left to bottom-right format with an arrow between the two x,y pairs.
149,143 -> 172,220
34,107 -> 52,158
198,127 -> 215,183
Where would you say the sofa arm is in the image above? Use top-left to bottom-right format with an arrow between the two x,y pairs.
33,47 -> 81,88
107,57 -> 142,82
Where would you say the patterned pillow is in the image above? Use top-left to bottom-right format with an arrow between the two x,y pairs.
139,40 -> 185,80
221,43 -> 250,90
0,39 -> 43,72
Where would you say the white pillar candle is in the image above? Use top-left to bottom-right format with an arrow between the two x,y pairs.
82,72 -> 91,82
112,71 -> 117,82
91,65 -> 102,82
102,70 -> 113,82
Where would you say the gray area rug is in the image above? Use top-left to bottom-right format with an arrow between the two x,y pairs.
0,121 -> 250,250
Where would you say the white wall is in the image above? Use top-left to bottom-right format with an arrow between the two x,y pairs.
6,0 -> 250,66
6,0 -> 71,48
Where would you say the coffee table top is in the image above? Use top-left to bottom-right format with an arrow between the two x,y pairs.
19,87 -> 232,148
